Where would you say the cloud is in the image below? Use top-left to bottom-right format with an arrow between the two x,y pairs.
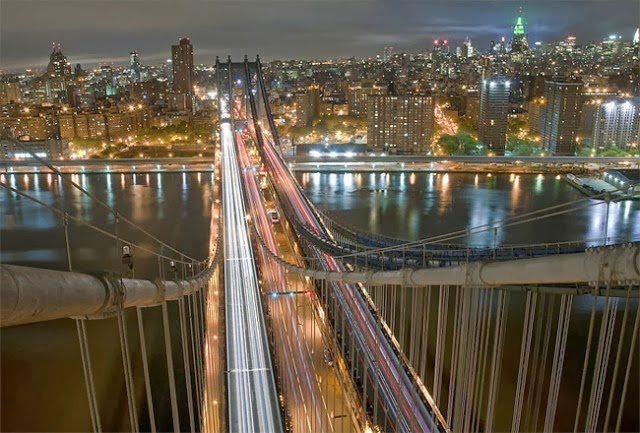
1,0 -> 638,70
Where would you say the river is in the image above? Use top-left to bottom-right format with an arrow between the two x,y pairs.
1,170 -> 638,431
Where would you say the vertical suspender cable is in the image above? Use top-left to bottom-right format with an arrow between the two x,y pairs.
66,213 -> 101,433
614,295 -> 640,433
77,319 -> 102,433
178,297 -> 196,433
190,265 -> 204,422
419,286 -> 432,383
473,287 -> 494,433
543,294 -> 573,432
117,305 -> 139,432
511,291 -> 537,433
588,296 -> 619,432
573,287 -> 602,432
63,213 -> 72,272
447,285 -> 463,424
524,293 -> 546,430
531,294 -> 555,432
187,294 -> 203,424
603,286 -> 633,432
162,300 -> 181,433
408,286 -> 419,369
115,212 -> 139,433
433,285 -> 448,408
464,287 -> 485,433
584,285 -> 613,432
136,307 -> 156,433
486,290 -> 509,432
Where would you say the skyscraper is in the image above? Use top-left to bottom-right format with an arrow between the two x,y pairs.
347,81 -> 388,117
171,38 -> 194,110
295,84 -> 321,126
367,95 -> 435,154
478,76 -> 510,155
129,51 -> 141,82
541,78 -> 584,155
462,37 -> 473,58
383,46 -> 395,62
46,43 -> 72,78
592,99 -> 640,150
509,14 -> 529,53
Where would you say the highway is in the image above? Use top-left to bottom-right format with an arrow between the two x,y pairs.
247,61 -> 447,431
237,131 -> 336,432
219,95 -> 283,433
286,154 -> 640,165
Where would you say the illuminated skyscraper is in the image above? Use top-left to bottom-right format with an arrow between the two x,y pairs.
46,42 -> 72,78
383,46 -> 395,62
347,81 -> 387,117
171,38 -> 194,110
509,13 -> 529,53
541,78 -> 583,155
592,99 -> 640,150
129,51 -> 141,82
367,95 -> 435,154
478,76 -> 510,155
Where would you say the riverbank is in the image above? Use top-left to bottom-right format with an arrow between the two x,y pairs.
563,173 -> 638,200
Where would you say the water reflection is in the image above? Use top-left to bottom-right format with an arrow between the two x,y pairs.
295,171 -> 640,245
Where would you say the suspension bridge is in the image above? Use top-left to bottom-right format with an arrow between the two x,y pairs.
1,57 -> 639,433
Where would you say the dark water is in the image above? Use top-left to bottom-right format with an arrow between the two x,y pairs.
2,171 -> 639,431
296,171 -> 640,245
1,171 -> 214,432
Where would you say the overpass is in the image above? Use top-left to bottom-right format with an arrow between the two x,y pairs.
1,57 -> 639,433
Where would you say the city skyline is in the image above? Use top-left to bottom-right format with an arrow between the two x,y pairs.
1,1 -> 638,71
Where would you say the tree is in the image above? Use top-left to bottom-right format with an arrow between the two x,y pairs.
437,132 -> 481,155
507,116 -> 528,136
600,146 -> 630,157
438,134 -> 459,155
506,136 -> 541,156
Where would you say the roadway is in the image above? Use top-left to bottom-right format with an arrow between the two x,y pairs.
219,96 -> 283,433
286,154 -> 640,166
237,131 -> 351,433
248,57 -> 448,433
255,124 -> 447,432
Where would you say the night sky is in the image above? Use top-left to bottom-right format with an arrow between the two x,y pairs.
1,0 -> 638,71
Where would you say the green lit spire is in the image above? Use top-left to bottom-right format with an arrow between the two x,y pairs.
513,16 -> 525,36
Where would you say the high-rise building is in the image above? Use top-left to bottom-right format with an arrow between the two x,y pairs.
129,51 -> 141,82
367,95 -> 435,154
295,84 -> 321,126
509,14 -> 529,53
46,43 -> 72,78
383,46 -> 395,62
499,37 -> 507,55
592,98 -> 640,150
347,81 -> 387,117
528,97 -> 546,134
633,28 -> 640,59
0,81 -> 22,104
478,76 -> 510,155
462,37 -> 474,58
58,114 -> 76,139
171,38 -> 194,110
541,78 -> 584,155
